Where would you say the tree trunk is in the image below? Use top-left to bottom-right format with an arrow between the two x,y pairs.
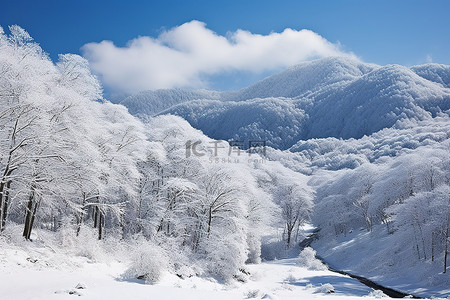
444,211 -> 449,274
28,200 -> 39,239
0,182 -> 4,232
286,223 -> 294,248
76,193 -> 87,236
286,229 -> 291,248
207,207 -> 212,235
0,124 -> 18,232
93,206 -> 98,228
416,221 -> 427,260
0,169 -> 13,232
23,187 -> 36,240
412,222 -> 421,260
431,231 -> 435,262
52,216 -> 58,232
0,180 -> 11,231
98,212 -> 103,240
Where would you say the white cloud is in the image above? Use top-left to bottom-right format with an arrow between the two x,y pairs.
82,20 -> 353,93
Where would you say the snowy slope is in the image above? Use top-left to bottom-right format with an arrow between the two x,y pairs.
297,64 -> 450,140
288,115 -> 450,169
312,224 -> 450,299
411,63 -> 450,88
122,57 -> 450,149
159,98 -> 307,150
120,89 -> 222,116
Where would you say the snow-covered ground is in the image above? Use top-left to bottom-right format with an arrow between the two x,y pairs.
4,237 -> 447,300
1,247 -> 393,300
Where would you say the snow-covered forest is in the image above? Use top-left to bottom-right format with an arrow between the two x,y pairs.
1,25 -> 449,299
0,26 -> 314,282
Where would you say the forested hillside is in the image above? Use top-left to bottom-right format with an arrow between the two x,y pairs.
0,26 -> 313,282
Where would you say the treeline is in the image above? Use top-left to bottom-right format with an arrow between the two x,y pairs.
0,26 -> 313,281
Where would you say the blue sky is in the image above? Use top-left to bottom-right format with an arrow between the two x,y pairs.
1,0 -> 449,95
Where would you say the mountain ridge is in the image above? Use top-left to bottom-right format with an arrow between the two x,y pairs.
121,57 -> 450,149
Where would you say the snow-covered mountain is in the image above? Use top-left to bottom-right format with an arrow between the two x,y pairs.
2,25 -> 449,298
122,57 -> 450,149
